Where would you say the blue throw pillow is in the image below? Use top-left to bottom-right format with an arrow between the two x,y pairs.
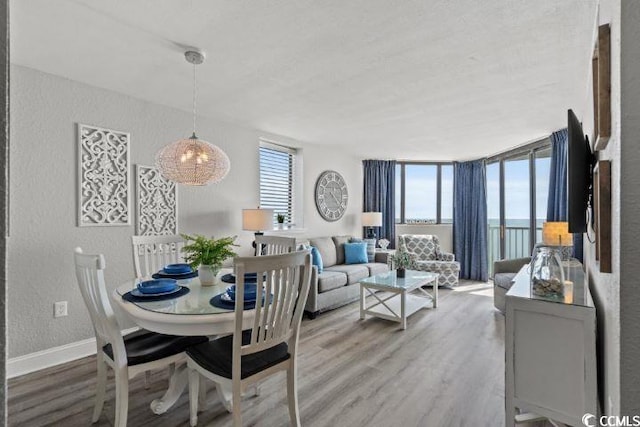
344,242 -> 368,264
310,246 -> 323,273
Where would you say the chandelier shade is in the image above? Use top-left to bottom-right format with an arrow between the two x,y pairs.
156,134 -> 230,185
155,49 -> 230,185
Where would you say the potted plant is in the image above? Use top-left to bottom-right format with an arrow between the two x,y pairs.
181,234 -> 238,286
391,249 -> 413,278
276,213 -> 286,229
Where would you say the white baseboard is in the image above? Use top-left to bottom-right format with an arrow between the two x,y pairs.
7,327 -> 139,379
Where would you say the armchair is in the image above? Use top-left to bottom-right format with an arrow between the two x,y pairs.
397,234 -> 460,287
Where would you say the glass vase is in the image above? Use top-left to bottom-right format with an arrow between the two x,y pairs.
530,246 -> 565,299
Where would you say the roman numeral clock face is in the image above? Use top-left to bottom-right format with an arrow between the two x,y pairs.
315,170 -> 348,221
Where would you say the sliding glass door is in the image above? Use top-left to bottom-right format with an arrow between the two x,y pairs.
504,153 -> 531,260
486,141 -> 551,275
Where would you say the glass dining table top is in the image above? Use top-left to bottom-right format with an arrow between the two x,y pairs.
116,274 -> 237,316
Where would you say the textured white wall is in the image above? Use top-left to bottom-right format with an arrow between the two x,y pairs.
583,0 -> 640,415
8,65 -> 362,357
618,0 -> 640,414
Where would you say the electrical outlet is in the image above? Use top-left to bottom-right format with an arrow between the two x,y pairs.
54,301 -> 68,318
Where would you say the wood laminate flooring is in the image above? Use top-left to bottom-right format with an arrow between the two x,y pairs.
8,281 -> 506,427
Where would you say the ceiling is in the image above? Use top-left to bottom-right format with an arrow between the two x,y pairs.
10,0 -> 598,160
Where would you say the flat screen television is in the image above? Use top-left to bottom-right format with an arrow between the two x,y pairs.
567,109 -> 594,233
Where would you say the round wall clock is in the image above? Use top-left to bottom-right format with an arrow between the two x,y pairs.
315,170 -> 348,221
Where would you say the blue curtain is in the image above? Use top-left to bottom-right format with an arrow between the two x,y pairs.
363,160 -> 396,248
547,129 -> 568,221
453,160 -> 488,281
546,128 -> 582,261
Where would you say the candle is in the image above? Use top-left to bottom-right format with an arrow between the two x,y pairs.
564,281 -> 574,304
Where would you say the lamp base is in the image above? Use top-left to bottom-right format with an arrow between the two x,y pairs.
365,227 -> 377,239
252,232 -> 264,256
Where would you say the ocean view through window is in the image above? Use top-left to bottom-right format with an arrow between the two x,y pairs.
486,140 -> 551,274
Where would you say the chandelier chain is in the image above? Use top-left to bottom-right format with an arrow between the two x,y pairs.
192,61 -> 197,136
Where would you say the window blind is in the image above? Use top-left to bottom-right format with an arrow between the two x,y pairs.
259,143 -> 295,225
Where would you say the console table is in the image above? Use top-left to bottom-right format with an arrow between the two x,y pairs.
505,262 -> 597,426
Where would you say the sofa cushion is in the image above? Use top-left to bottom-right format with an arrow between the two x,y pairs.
310,246 -> 323,273
365,262 -> 389,276
324,264 -> 369,285
494,272 -> 517,291
317,270 -> 347,293
332,235 -> 351,265
344,242 -> 368,264
310,237 -> 337,267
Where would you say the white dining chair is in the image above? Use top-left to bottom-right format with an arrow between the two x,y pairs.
254,235 -> 297,256
131,235 -> 186,278
74,247 -> 207,427
186,251 -> 312,427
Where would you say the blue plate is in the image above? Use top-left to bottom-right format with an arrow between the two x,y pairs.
226,284 -> 258,301
162,263 -> 192,274
130,286 -> 183,298
137,278 -> 178,294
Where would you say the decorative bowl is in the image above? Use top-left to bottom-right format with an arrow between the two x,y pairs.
137,278 -> 178,294
378,239 -> 390,250
163,263 -> 192,274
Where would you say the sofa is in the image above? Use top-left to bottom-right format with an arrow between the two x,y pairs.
304,235 -> 390,318
397,234 -> 460,287
493,257 -> 530,313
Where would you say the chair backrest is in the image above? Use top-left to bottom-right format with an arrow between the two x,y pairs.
132,235 -> 186,278
398,234 -> 441,261
255,235 -> 297,256
74,248 -> 127,365
233,251 -> 312,364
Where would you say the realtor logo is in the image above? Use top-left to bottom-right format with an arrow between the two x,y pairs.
583,413 -> 640,427
583,414 -> 596,427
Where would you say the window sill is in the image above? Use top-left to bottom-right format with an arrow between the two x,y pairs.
265,227 -> 308,235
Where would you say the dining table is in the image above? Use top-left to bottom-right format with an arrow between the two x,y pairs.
112,271 -> 253,415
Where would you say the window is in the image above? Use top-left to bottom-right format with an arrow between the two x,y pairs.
395,162 -> 453,224
259,141 -> 296,226
485,138 -> 551,274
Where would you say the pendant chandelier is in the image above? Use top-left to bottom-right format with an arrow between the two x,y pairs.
155,50 -> 230,185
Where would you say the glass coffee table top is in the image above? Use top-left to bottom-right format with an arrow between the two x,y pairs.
359,270 -> 439,290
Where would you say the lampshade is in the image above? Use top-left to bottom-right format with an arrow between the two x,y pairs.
155,135 -> 230,185
242,208 -> 275,232
362,212 -> 382,227
542,221 -> 573,246
155,50 -> 230,186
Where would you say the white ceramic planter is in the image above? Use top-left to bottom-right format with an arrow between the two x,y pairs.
198,264 -> 220,286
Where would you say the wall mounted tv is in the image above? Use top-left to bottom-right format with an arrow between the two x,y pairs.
567,109 -> 594,233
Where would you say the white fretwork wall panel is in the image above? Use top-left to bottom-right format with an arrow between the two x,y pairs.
77,123 -> 130,226
136,165 -> 177,236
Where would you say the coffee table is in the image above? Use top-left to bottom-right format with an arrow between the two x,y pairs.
359,270 -> 439,330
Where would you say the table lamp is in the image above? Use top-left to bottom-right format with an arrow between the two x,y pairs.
243,208 -> 275,251
542,221 -> 573,261
362,212 -> 382,239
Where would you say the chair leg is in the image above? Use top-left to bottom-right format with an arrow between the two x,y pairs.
198,376 -> 208,408
287,362 -> 301,427
114,368 -> 129,427
232,381 -> 242,427
188,368 -> 200,427
92,355 -> 107,423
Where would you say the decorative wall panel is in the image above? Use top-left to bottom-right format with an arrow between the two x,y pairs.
77,123 -> 130,226
136,165 -> 177,236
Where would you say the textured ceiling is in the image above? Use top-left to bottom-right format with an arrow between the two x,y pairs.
10,0 -> 597,160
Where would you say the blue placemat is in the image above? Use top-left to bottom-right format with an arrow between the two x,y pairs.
122,286 -> 190,303
220,273 -> 261,284
152,271 -> 199,280
210,293 -> 271,310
